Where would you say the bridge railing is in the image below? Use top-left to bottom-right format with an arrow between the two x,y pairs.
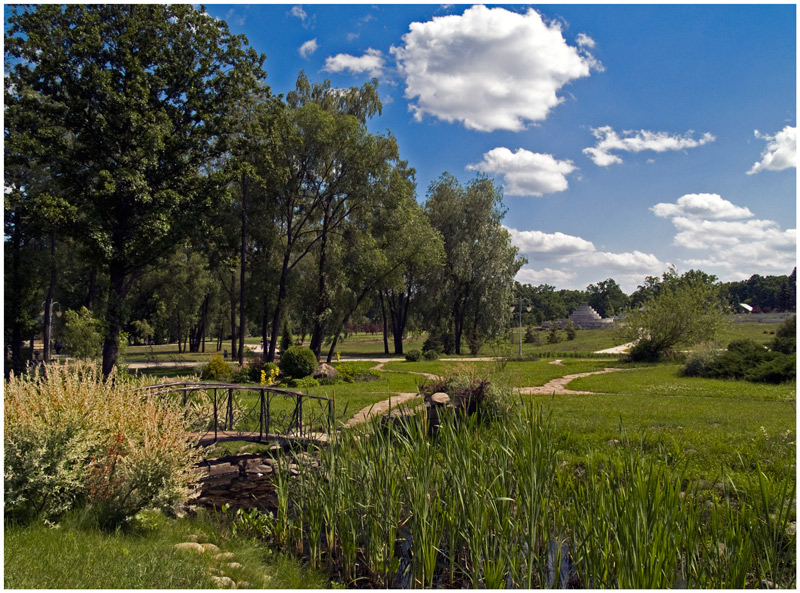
131,382 -> 333,445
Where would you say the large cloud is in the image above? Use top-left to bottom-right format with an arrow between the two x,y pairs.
516,267 -> 577,286
506,228 -> 595,258
323,48 -> 385,77
651,193 -> 753,220
651,193 -> 796,277
391,5 -> 599,132
466,148 -> 577,196
747,125 -> 796,174
583,126 -> 716,166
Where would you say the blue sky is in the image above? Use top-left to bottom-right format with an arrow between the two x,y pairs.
204,3 -> 796,292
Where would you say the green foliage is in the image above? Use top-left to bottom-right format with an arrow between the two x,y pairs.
280,320 -> 293,354
333,363 -> 356,383
404,349 -> 422,362
524,324 -> 540,344
587,278 -> 629,318
565,320 -> 577,341
422,349 -> 440,361
287,376 -> 320,389
4,362 -> 197,526
770,315 -> 796,354
200,354 -> 232,382
547,324 -> 562,344
61,307 -> 104,358
620,270 -> 726,361
683,339 -> 796,384
280,345 -> 317,379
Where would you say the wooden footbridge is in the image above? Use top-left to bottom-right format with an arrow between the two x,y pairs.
133,382 -> 334,447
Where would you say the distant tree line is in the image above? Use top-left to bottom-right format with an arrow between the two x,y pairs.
4,4 -> 524,375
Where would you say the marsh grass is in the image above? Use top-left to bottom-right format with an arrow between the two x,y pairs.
251,391 -> 794,589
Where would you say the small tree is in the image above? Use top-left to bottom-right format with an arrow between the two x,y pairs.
524,324 -> 538,344
62,307 -> 104,359
618,274 -> 725,361
565,320 -> 576,341
547,323 -> 562,344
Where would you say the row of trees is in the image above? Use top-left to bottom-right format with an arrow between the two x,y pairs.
4,4 -> 524,376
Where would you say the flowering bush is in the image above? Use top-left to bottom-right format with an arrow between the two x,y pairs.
4,362 -> 198,526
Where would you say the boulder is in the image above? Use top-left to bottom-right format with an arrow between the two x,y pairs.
174,542 -> 205,554
312,363 -> 337,380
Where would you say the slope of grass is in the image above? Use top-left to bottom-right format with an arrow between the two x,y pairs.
4,509 -> 329,589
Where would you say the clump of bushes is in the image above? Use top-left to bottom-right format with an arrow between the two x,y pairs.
4,362 -> 197,527
405,349 -> 422,362
200,353 -> 231,381
287,376 -> 320,389
280,346 -> 317,379
421,368 -> 510,422
683,339 -> 795,383
422,349 -> 439,361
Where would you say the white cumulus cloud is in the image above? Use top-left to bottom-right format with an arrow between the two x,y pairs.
391,5 -> 600,132
466,148 -> 577,196
515,267 -> 577,286
651,193 -> 796,278
505,228 -> 595,258
291,6 -> 307,21
651,193 -> 753,220
299,39 -> 318,59
747,125 -> 796,174
583,126 -> 716,166
323,48 -> 385,77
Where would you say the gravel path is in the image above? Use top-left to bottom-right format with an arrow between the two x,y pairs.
517,367 -> 630,395
343,393 -> 420,427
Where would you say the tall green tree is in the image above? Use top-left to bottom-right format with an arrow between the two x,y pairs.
5,4 -> 266,375
586,278 -> 629,318
423,174 -> 524,354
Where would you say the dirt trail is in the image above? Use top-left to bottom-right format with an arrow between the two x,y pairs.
517,367 -> 630,395
343,393 -> 420,427
370,360 -> 440,381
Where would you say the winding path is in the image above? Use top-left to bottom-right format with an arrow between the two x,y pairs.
517,368 -> 630,395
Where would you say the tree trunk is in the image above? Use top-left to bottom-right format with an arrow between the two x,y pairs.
267,253 -> 291,362
42,229 -> 56,362
238,172 -> 248,365
230,269 -> 237,360
380,291 -> 390,355
309,214 -> 330,360
101,263 -> 126,378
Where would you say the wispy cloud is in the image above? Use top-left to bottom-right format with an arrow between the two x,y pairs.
747,125 -> 796,174
583,126 -> 715,166
299,38 -> 318,59
467,148 -> 577,196
391,5 -> 600,132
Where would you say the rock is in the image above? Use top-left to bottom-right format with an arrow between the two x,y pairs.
430,392 -> 451,405
174,542 -> 205,554
226,562 -> 243,570
607,439 -> 620,446
214,552 -> 235,561
312,363 -> 337,379
209,575 -> 237,588
201,543 -> 221,553
186,534 -> 200,542
237,582 -> 250,589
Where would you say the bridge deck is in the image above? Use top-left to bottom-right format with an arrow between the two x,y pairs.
188,430 -> 328,447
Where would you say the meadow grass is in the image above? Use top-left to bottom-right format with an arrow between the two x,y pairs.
3,509 -> 329,589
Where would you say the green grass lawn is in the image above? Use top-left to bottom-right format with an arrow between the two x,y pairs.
529,364 -> 795,487
4,509 -> 329,589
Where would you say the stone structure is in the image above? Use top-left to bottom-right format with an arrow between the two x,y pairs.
544,303 -> 615,330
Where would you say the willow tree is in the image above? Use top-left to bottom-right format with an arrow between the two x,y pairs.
5,4 -> 266,375
423,174 -> 525,355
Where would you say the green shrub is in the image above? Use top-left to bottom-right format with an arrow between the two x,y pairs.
422,349 -> 440,361
334,364 -> 356,383
287,376 -> 319,389
200,354 -> 231,381
770,315 -> 796,354
4,362 -> 197,527
628,338 -> 662,362
682,339 -> 795,384
547,324 -> 562,344
61,307 -> 104,359
405,349 -> 422,362
280,346 -> 317,379
354,370 -> 382,382
565,320 -> 576,341
280,320 -> 293,354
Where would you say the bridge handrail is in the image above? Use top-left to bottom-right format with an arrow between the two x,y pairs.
131,381 -> 332,403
